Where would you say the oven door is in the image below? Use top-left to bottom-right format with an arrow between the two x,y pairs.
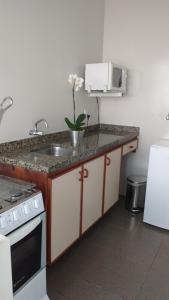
8,212 -> 46,293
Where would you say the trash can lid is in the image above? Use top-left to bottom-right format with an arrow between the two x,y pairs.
127,175 -> 147,184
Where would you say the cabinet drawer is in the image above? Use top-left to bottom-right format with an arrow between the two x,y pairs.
122,139 -> 138,156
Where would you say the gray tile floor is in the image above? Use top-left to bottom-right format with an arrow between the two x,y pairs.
47,198 -> 169,300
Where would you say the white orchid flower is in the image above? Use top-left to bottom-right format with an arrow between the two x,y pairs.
76,77 -> 84,84
68,74 -> 74,84
75,86 -> 80,92
73,74 -> 78,80
68,73 -> 79,85
74,77 -> 84,89
76,82 -> 82,89
66,73 -> 84,126
68,74 -> 84,91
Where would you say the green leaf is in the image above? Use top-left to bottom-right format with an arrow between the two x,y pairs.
65,114 -> 86,131
75,113 -> 86,128
64,117 -> 76,130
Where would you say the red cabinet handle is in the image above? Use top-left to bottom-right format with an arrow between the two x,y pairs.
78,170 -> 83,182
83,168 -> 89,178
106,156 -> 111,166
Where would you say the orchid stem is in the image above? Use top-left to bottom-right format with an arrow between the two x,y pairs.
73,84 -> 76,123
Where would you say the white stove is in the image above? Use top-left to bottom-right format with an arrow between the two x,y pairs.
0,175 -> 49,300
0,175 -> 44,235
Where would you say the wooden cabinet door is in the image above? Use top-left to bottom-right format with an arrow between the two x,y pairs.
104,148 -> 122,213
50,167 -> 82,262
82,156 -> 104,233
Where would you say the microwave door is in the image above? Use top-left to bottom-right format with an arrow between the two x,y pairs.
113,67 -> 122,88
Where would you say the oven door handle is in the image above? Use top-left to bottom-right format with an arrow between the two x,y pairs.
8,216 -> 41,246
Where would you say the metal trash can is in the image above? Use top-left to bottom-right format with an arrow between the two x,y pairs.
125,175 -> 147,213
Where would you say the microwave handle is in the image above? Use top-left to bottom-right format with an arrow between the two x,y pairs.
8,216 -> 41,246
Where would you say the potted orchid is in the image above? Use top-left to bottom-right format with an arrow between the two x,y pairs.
65,73 -> 85,146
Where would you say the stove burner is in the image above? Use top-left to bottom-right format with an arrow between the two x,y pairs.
6,189 -> 24,203
9,189 -> 23,197
26,187 -> 34,193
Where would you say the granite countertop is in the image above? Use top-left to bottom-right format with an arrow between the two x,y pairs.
0,124 -> 139,174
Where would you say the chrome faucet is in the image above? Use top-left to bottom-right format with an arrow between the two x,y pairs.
29,118 -> 48,136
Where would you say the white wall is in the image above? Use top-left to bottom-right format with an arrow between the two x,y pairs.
102,0 -> 169,177
0,0 -> 105,142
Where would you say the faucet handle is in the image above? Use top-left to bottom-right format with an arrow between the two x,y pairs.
29,129 -> 42,136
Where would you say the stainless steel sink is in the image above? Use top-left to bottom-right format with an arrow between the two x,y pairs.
31,144 -> 75,157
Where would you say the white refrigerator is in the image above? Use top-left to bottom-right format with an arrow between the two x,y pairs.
144,139 -> 169,229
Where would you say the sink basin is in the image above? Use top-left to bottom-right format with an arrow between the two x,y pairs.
31,144 -> 75,157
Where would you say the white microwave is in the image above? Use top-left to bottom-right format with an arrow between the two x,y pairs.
85,62 -> 127,94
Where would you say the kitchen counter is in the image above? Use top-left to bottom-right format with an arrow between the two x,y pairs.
0,124 -> 139,266
0,124 -> 139,174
